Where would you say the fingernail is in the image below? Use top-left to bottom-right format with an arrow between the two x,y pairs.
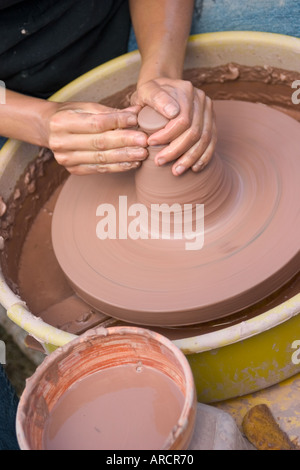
130,161 -> 141,168
127,115 -> 137,126
192,161 -> 205,172
164,103 -> 179,118
157,157 -> 167,166
131,148 -> 147,160
136,135 -> 147,146
121,161 -> 135,168
175,165 -> 186,175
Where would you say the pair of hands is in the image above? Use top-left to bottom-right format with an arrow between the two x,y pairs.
46,78 -> 217,176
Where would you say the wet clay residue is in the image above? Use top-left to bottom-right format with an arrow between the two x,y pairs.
0,149 -> 68,294
1,63 -> 299,338
101,63 -> 300,122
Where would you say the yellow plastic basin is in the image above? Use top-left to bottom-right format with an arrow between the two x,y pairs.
0,32 -> 299,402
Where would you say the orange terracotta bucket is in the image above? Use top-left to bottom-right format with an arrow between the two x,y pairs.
16,326 -> 197,450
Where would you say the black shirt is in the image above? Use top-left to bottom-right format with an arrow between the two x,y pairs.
0,0 -> 131,98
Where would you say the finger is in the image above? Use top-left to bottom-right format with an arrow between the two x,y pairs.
49,129 -> 148,152
58,100 -> 140,114
152,90 -> 205,165
192,123 -> 218,172
66,161 -> 141,175
49,108 -> 140,135
54,146 -> 148,167
171,97 -> 215,175
132,81 -> 180,119
147,83 -> 198,146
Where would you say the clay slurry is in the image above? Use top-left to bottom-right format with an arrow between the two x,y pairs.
42,364 -> 185,450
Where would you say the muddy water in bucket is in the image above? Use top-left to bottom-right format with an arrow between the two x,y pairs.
16,327 -> 197,450
43,365 -> 184,450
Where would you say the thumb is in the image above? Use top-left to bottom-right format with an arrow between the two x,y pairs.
131,81 -> 180,119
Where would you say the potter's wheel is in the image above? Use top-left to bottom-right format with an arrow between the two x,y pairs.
51,100 -> 300,327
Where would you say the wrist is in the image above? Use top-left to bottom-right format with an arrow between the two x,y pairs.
0,90 -> 60,148
137,53 -> 185,88
36,99 -> 60,148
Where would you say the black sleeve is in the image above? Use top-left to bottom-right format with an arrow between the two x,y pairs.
0,0 -> 131,98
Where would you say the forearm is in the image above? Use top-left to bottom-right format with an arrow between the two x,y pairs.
0,89 -> 57,146
129,0 -> 194,85
129,1 -> 216,175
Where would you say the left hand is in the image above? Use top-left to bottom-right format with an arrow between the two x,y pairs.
131,77 -> 217,176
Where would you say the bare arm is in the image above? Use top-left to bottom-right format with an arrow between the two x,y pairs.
0,89 -> 56,147
130,0 -> 194,89
0,90 -> 147,175
129,0 -> 217,175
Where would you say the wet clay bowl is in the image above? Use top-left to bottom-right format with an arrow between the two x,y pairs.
16,326 -> 197,450
0,32 -> 300,403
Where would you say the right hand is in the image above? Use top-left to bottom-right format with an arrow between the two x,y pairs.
44,102 -> 148,174
131,78 -> 217,176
